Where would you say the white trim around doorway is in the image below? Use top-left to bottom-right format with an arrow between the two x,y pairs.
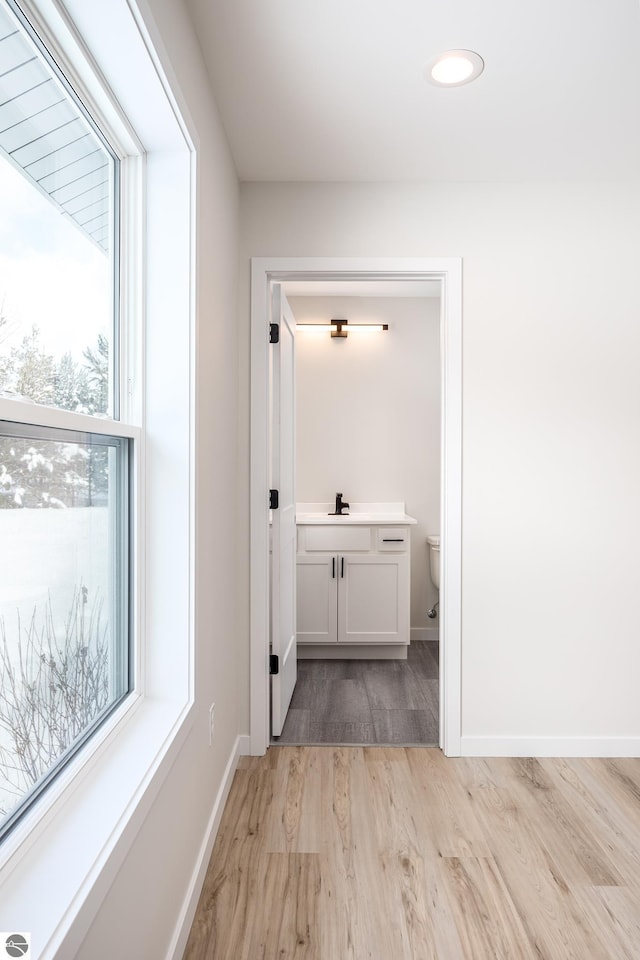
250,257 -> 462,756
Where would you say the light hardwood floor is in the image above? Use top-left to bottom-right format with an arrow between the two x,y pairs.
183,747 -> 640,959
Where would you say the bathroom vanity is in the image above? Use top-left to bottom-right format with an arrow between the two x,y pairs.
296,502 -> 416,659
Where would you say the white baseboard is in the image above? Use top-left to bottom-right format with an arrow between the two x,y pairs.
297,644 -> 407,660
461,736 -> 640,758
167,734 -> 246,960
410,627 -> 439,642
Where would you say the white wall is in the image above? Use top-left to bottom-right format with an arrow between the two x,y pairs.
238,181 -> 640,752
74,1 -> 241,956
290,295 -> 440,629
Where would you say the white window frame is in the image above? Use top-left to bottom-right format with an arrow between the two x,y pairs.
0,0 -> 141,837
0,1 -> 195,955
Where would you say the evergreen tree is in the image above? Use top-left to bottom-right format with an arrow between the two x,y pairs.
54,351 -> 90,413
82,332 -> 109,414
0,329 -> 111,507
10,326 -> 55,405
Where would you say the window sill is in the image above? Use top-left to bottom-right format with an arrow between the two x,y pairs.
0,692 -> 194,957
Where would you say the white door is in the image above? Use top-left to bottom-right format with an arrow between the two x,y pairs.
271,284 -> 297,736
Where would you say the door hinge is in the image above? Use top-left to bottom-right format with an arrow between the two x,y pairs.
269,654 -> 279,675
269,488 -> 279,510
269,322 -> 280,344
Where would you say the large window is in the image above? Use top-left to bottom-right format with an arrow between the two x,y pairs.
0,0 -> 116,415
0,0 -> 131,841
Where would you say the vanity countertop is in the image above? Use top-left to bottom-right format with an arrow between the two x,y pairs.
296,502 -> 417,525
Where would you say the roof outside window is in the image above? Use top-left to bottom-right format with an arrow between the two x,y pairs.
0,2 -> 113,253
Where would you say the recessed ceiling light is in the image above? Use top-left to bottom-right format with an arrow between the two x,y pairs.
427,50 -> 484,87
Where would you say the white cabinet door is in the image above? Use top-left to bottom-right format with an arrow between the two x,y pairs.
296,555 -> 338,644
338,554 -> 409,644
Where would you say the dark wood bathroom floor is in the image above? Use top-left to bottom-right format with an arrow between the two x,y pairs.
271,640 -> 439,746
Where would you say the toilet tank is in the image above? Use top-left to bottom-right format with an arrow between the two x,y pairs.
426,535 -> 440,589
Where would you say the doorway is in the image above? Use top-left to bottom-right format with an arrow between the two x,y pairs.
273,283 -> 440,746
250,257 -> 462,757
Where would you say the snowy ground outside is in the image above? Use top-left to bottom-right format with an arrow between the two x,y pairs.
0,507 -> 110,819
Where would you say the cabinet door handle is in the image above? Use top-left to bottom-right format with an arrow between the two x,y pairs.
332,557 -> 335,579
341,557 -> 345,578
382,538 -> 404,542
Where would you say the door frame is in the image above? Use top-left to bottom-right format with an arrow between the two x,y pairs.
250,257 -> 462,756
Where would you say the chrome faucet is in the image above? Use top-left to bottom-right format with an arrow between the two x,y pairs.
329,492 -> 350,516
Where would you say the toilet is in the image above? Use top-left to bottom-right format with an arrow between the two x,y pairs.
426,535 -> 440,589
426,535 -> 440,619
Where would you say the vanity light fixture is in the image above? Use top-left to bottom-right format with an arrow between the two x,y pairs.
427,49 -> 484,87
295,319 -> 389,339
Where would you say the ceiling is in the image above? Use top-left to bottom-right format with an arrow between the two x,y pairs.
185,0 -> 640,183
